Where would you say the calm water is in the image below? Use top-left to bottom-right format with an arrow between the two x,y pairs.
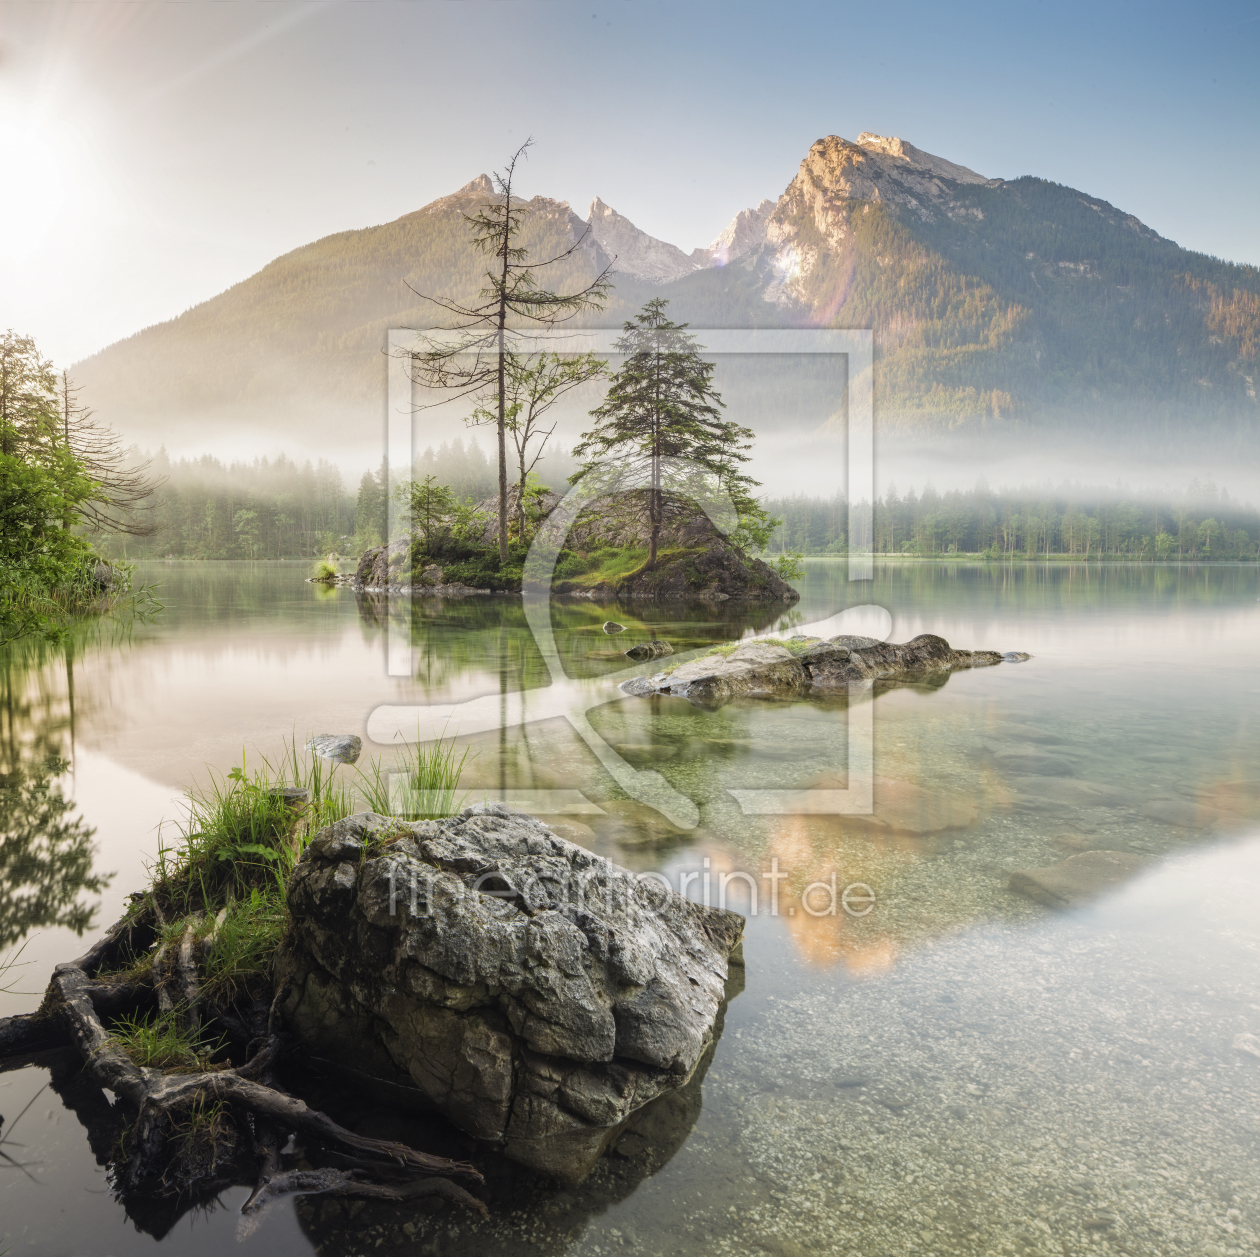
2,560 -> 1259,1257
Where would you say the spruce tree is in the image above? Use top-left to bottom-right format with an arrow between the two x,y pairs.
572,299 -> 761,568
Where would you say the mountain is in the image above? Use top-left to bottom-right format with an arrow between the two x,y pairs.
694,199 -> 777,267
585,197 -> 699,283
72,133 -> 1260,467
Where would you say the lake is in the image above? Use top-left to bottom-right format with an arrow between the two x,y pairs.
2,559 -> 1259,1257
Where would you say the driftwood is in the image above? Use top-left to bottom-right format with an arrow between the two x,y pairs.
0,905 -> 487,1221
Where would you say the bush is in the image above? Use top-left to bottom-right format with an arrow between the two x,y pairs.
770,550 -> 805,581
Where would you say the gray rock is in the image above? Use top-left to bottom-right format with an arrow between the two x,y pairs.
266,786 -> 310,809
305,734 -> 363,765
1012,777 -> 1141,808
665,642 -> 806,709
280,806 -> 743,1182
624,640 -> 674,662
1138,799 -> 1223,830
1002,651 -> 1032,663
602,621 -> 626,634
618,676 -> 661,697
1008,850 -> 1148,910
805,633 -> 1004,689
634,633 -> 1021,710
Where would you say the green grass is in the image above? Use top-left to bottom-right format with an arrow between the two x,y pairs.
109,1007 -> 227,1072
311,558 -> 339,581
355,731 -> 473,821
202,884 -> 288,998
0,940 -> 31,995
551,545 -> 704,591
151,740 -> 356,915
171,1093 -> 229,1160
659,634 -> 822,676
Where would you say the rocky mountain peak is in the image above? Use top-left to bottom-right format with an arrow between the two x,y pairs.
458,173 -> 496,197
586,197 -> 700,284
696,198 -> 778,267
854,133 -> 987,185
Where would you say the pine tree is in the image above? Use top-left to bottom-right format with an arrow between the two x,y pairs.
572,299 -> 761,568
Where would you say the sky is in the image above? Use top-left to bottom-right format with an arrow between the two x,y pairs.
2,0 -> 1258,369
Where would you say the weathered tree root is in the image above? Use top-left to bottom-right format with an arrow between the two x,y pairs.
0,907 -> 486,1220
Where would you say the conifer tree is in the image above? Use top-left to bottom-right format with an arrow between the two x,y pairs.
572,299 -> 761,568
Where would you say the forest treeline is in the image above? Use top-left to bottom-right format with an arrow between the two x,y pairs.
104,443 -> 1260,564
764,479 -> 1260,560
100,440 -> 500,560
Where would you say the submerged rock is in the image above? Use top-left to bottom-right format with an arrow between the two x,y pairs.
624,640 -> 674,662
1008,850 -> 1148,910
602,621 -> 626,634
279,806 -> 743,1182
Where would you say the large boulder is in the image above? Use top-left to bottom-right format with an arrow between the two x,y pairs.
279,806 -> 744,1182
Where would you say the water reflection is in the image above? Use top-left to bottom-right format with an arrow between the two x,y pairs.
2,560 -> 1260,1256
0,633 -> 113,951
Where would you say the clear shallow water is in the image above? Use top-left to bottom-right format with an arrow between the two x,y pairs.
2,559 -> 1259,1256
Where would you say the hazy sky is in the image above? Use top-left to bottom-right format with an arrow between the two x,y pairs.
3,0 -> 1258,367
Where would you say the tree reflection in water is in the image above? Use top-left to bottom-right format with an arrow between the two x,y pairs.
0,755 -> 109,948
0,633 -> 112,950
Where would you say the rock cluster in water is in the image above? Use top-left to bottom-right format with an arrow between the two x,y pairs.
279,805 -> 744,1182
621,633 -> 1026,708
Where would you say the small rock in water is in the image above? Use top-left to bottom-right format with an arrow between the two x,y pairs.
1139,799 -> 1222,830
618,675 -> 661,696
1002,651 -> 1032,662
305,734 -> 363,764
602,621 -> 626,634
624,639 -> 674,662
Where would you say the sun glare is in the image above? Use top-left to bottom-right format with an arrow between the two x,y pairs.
0,114 -> 78,262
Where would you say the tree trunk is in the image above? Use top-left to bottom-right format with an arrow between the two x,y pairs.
517,452 -> 527,544
497,325 -> 508,562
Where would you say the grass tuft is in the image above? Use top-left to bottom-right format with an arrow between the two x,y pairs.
203,884 -> 288,998
355,731 -> 472,820
109,1007 -> 227,1072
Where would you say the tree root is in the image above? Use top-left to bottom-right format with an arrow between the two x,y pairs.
176,912 -> 203,1034
0,904 -> 486,1224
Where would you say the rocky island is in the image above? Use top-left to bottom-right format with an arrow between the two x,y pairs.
342,488 -> 798,604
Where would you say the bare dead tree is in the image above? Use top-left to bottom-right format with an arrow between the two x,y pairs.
403,141 -> 613,562
468,351 -> 606,540
58,370 -> 161,535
